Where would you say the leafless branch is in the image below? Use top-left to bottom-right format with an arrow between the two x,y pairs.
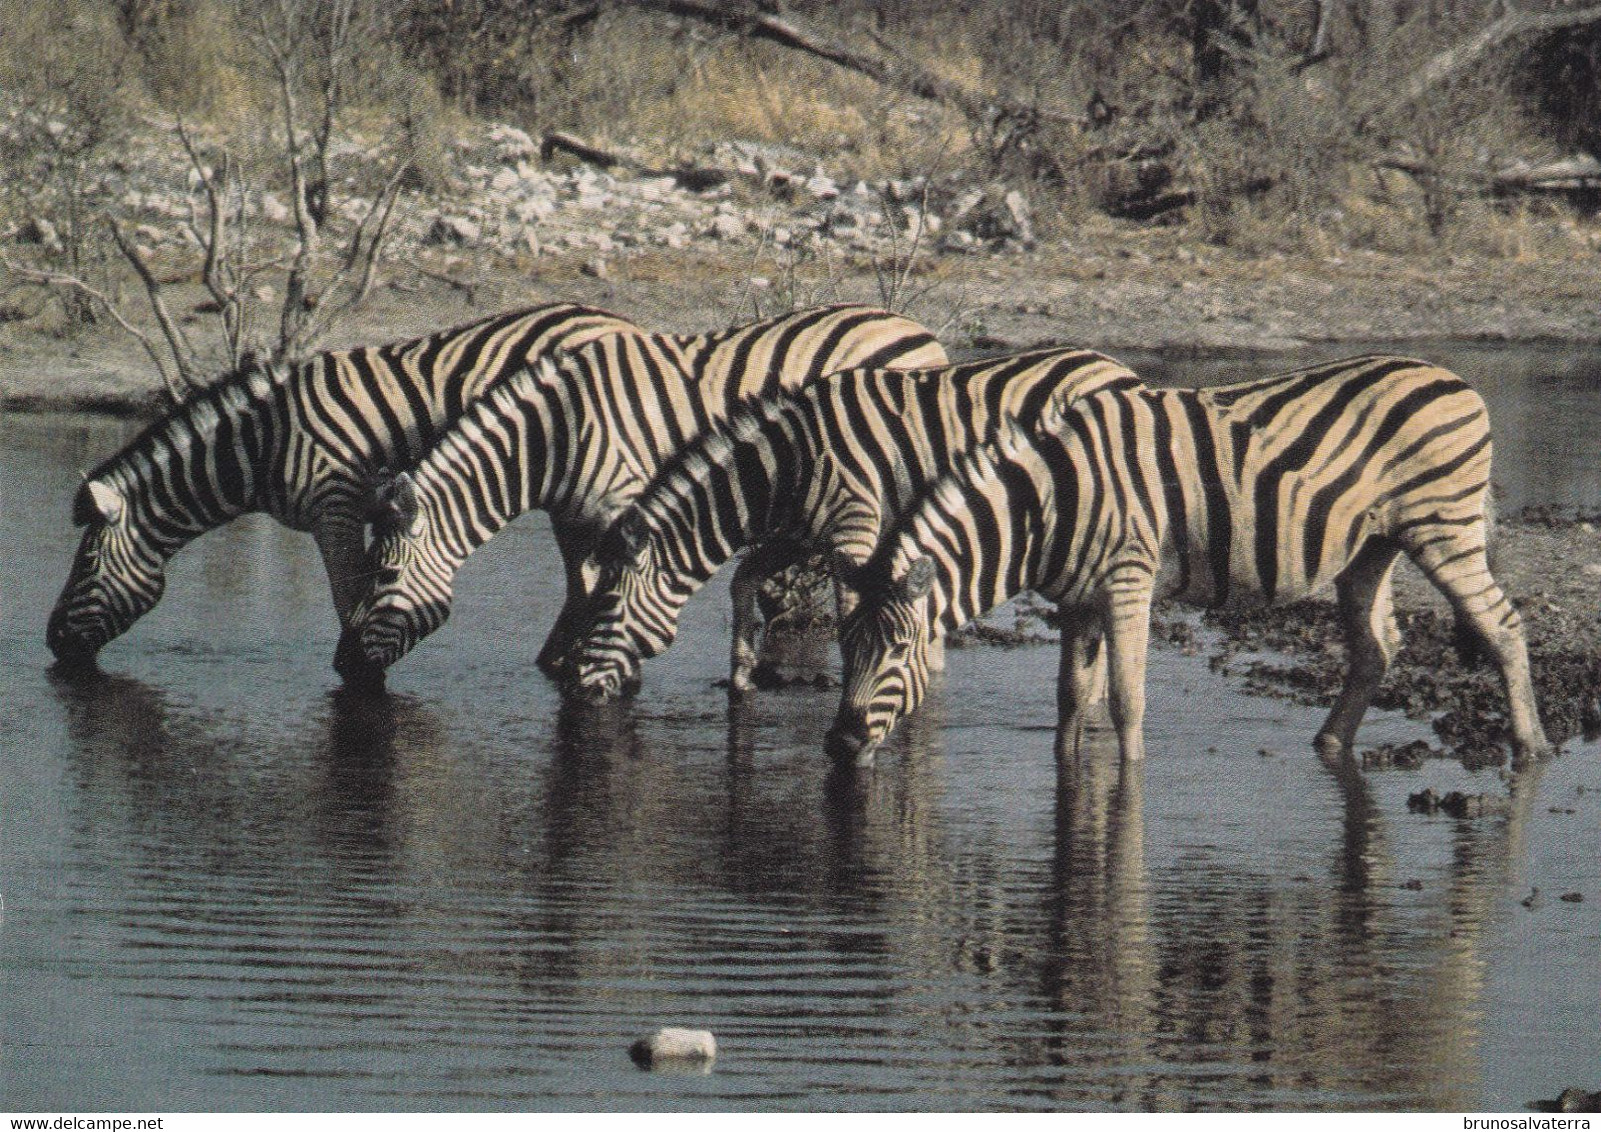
107,218 -> 200,392
3,251 -> 190,402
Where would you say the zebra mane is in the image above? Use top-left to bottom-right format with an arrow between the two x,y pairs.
82,357 -> 289,485
636,383 -> 799,517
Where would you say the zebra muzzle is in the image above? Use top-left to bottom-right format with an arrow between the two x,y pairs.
824,722 -> 878,767
333,629 -> 388,688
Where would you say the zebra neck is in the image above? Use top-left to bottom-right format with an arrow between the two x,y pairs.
411,378 -> 613,560
645,411 -> 808,584
108,388 -> 276,554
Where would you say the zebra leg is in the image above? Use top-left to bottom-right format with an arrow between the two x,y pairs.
1315,540 -> 1403,758
1103,579 -> 1155,763
728,541 -> 802,696
1054,605 -> 1105,766
537,520 -> 597,679
1405,528 -> 1552,765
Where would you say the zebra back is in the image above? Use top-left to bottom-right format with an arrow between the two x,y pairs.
626,347 -> 1143,581
339,306 -> 949,675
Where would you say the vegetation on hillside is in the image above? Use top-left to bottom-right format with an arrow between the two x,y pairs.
4,0 -> 1601,369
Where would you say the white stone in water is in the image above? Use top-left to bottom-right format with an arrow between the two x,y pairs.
630,1027 -> 716,1068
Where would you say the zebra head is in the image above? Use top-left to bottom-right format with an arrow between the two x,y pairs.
826,553 -> 938,764
334,472 -> 455,682
47,478 -> 166,668
565,509 -> 687,703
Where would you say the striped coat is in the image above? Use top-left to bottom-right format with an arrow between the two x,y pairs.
47,302 -> 644,666
563,347 -> 1144,700
828,356 -> 1550,767
335,305 -> 948,681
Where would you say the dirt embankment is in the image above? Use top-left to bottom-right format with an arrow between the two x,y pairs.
6,234 -> 1601,416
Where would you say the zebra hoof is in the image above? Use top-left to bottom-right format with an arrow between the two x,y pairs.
1313,732 -> 1350,760
1511,738 -> 1555,768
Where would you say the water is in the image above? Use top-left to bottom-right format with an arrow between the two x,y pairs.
2,345 -> 1599,1111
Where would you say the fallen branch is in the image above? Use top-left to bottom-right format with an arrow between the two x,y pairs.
541,130 -> 732,191
1401,1 -> 1601,107
590,0 -> 1084,132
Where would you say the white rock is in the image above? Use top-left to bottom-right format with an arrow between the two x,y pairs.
806,174 -> 839,201
517,198 -> 556,223
17,216 -> 62,250
630,1027 -> 716,1068
487,123 -> 536,160
711,214 -> 747,240
491,167 -> 522,192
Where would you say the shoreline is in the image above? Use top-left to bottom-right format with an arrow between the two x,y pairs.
4,238 -> 1600,416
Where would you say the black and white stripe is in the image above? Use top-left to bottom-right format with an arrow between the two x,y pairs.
335,305 -> 948,680
828,355 -> 1551,767
564,347 -> 1144,701
47,302 -> 645,666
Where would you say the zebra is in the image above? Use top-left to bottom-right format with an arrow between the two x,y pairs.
332,305 -> 948,682
563,347 -> 1145,702
826,356 -> 1551,768
46,302 -> 647,668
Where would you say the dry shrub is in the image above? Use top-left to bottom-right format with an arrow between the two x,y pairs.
526,9 -> 973,181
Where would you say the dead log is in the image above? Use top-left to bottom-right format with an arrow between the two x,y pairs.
587,0 -> 1083,132
541,130 -> 732,191
1401,1 -> 1601,107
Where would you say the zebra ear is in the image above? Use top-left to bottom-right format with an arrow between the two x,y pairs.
895,556 -> 936,602
84,480 -> 125,526
600,509 -> 650,568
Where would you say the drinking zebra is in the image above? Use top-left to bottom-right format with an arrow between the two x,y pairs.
47,302 -> 645,667
826,356 -> 1551,768
562,347 -> 1144,701
333,305 -> 947,682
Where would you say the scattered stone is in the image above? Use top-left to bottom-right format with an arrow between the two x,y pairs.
1400,878 -> 1424,890
258,193 -> 290,224
710,213 -> 747,240
16,216 -> 62,251
629,1027 -> 717,1070
1560,891 -> 1584,903
1407,788 -> 1511,818
580,257 -> 608,280
1522,887 -> 1541,908
1537,1087 -> 1601,1113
